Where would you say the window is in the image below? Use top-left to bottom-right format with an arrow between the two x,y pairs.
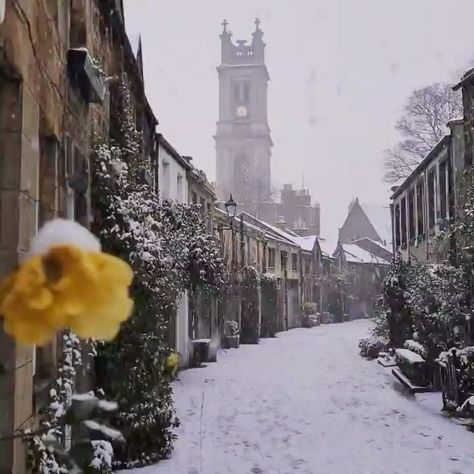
416,180 -> 424,237
281,251 -> 288,271
305,259 -> 311,275
39,136 -> 58,226
233,82 -> 240,100
200,197 -> 206,217
428,169 -> 436,230
439,160 -> 447,220
408,188 -> 415,241
401,196 -> 407,247
243,83 -> 250,103
292,254 -> 298,271
394,204 -> 401,248
448,155 -> 454,212
177,174 -> 183,202
151,154 -> 159,193
192,191 -> 198,204
161,161 -> 170,200
268,248 -> 276,268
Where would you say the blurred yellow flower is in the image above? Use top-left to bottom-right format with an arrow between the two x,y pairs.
0,245 -> 133,346
163,352 -> 180,379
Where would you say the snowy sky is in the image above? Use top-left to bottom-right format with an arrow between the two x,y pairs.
123,0 -> 474,239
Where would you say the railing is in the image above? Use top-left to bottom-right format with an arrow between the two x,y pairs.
437,347 -> 474,411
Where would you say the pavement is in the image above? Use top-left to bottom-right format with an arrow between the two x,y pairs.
130,320 -> 474,474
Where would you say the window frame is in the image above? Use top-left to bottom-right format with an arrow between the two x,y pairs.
400,196 -> 407,248
291,253 -> 298,271
268,247 -> 276,269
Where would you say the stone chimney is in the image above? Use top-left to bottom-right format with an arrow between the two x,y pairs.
276,216 -> 287,230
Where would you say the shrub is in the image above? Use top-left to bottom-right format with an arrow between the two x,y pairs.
359,336 -> 386,359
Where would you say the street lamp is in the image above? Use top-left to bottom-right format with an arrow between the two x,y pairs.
225,194 -> 237,219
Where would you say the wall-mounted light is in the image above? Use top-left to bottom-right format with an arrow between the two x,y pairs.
225,194 -> 237,219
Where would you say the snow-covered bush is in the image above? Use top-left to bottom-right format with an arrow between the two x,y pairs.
302,302 -> 318,316
27,335 -> 117,474
379,255 -> 416,347
91,76 -> 224,467
358,335 -> 386,359
227,320 -> 239,336
404,340 -> 427,358
406,262 -> 469,363
260,273 -> 279,337
239,266 -> 260,343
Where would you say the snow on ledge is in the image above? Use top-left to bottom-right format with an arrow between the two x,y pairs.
395,348 -> 425,364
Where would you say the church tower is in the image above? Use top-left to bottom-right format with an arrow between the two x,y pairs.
215,19 -> 273,209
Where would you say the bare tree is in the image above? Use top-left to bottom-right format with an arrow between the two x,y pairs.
384,83 -> 462,183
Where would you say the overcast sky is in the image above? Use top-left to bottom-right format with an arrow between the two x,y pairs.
123,0 -> 474,238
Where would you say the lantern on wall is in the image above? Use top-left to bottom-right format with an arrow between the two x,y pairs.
225,194 -> 237,219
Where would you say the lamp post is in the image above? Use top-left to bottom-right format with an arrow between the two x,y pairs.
224,194 -> 238,265
225,194 -> 237,222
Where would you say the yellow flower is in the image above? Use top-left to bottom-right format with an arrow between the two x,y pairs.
0,245 -> 133,346
162,352 -> 180,379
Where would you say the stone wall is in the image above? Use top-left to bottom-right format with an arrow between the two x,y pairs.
0,1 -> 68,470
0,1 -> 157,471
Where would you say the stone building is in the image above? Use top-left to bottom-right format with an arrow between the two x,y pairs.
454,69 -> 474,168
187,157 -> 215,234
240,213 -> 304,331
186,162 -> 219,363
325,198 -> 393,320
390,119 -> 464,262
215,19 -> 272,209
0,1 -> 157,472
259,184 -> 321,236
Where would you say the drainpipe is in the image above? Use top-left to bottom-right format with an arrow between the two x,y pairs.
0,0 -> 5,25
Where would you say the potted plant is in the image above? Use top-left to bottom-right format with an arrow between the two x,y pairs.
222,320 -> 240,349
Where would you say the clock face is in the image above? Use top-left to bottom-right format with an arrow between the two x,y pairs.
236,105 -> 248,118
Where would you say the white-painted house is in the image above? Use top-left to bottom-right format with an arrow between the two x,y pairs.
157,133 -> 192,367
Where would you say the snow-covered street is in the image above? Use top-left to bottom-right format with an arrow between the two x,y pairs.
133,320 -> 474,474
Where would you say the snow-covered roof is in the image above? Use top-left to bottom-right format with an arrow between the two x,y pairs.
215,208 -> 278,240
360,204 -> 392,246
318,236 -> 338,257
350,237 -> 393,254
288,235 -> 317,252
342,244 -> 390,265
365,237 -> 392,253
239,212 -> 299,246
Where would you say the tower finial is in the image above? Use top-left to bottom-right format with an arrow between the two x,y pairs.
222,19 -> 229,33
255,17 -> 261,31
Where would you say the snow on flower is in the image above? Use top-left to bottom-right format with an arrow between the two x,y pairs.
29,218 -> 101,257
0,219 -> 134,345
